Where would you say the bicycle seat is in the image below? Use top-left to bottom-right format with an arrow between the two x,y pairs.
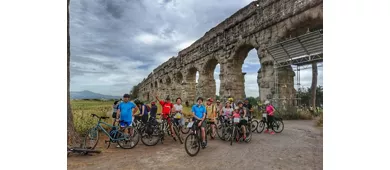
101,116 -> 109,119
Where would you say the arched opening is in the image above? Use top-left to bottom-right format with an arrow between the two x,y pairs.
186,67 -> 199,103
243,49 -> 261,99
175,72 -> 183,84
231,44 -> 260,100
271,13 -> 323,109
151,83 -> 153,88
166,77 -> 172,85
203,58 -> 220,100
155,81 -> 158,88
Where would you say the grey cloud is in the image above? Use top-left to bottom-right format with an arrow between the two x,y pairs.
70,0 -> 322,96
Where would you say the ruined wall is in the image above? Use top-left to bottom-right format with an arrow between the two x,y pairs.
136,0 -> 323,105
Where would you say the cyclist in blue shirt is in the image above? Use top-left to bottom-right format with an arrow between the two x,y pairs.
192,97 -> 207,147
116,94 -> 138,129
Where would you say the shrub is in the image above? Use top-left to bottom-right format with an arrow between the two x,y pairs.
317,113 -> 323,127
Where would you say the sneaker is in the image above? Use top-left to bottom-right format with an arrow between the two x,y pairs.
243,136 -> 246,141
264,129 -> 269,134
270,131 -> 275,135
116,145 -> 120,148
173,137 -> 177,141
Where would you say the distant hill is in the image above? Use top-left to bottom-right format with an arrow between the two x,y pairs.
70,90 -> 121,100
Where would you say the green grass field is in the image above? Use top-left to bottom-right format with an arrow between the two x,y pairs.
71,100 -> 193,134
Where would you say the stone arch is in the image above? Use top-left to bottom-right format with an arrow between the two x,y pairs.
224,44 -> 260,100
258,5 -> 323,105
184,67 -> 199,103
166,76 -> 172,85
200,57 -> 222,99
155,81 -> 158,89
175,71 -> 183,84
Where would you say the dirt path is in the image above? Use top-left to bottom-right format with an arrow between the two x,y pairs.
68,120 -> 323,170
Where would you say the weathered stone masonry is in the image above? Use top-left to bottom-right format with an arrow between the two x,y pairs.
135,0 -> 323,104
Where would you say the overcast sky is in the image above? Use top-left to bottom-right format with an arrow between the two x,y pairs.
69,0 -> 323,97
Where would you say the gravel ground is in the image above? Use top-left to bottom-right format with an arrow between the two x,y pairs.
67,120 -> 323,170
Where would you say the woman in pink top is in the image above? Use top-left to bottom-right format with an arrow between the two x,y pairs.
264,100 -> 276,135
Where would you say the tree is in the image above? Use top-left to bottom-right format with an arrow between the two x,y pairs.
130,85 -> 140,99
311,62 -> 318,108
67,0 -> 80,146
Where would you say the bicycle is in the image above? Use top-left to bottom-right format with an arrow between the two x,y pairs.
230,116 -> 252,145
157,113 -> 181,143
184,120 -> 206,156
216,115 -> 232,141
83,114 -> 140,150
248,115 -> 258,132
256,114 -> 284,133
140,117 -> 164,146
169,114 -> 184,144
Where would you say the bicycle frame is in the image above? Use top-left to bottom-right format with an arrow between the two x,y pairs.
94,120 -> 130,142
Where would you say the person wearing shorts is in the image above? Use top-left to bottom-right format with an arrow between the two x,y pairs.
155,95 -> 175,139
192,97 -> 206,147
117,94 -> 138,127
205,98 -> 217,139
237,101 -> 248,141
172,97 -> 185,126
116,94 -> 138,147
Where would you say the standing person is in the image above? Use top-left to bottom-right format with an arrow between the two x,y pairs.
192,97 -> 207,147
112,101 -> 119,123
150,102 -> 158,121
116,94 -> 138,147
237,101 -> 248,141
205,98 -> 217,139
215,100 -> 223,116
243,98 -> 254,117
135,100 -> 149,124
264,100 -> 276,135
155,95 -> 176,140
228,97 -> 236,109
172,97 -> 185,126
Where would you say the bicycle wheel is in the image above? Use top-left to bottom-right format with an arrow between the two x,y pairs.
245,124 -> 252,143
251,120 -> 258,132
273,120 -> 284,133
173,126 -> 183,144
256,121 -> 265,133
216,124 -> 225,141
140,126 -> 160,146
118,127 -> 140,149
184,133 -> 200,157
181,125 -> 190,134
83,127 -> 99,150
230,126 -> 235,146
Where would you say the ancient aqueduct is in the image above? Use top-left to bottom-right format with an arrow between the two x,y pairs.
135,0 -> 323,105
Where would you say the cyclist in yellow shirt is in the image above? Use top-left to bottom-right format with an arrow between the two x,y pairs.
205,98 -> 217,139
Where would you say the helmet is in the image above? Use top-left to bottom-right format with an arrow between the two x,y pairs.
234,106 -> 239,110
244,98 -> 249,101
237,100 -> 243,104
134,99 -> 140,105
123,94 -> 130,98
197,97 -> 203,102
207,98 -> 213,102
165,96 -> 170,100
228,98 -> 234,102
225,101 -> 230,104
151,101 -> 156,105
216,100 -> 220,103
264,100 -> 270,105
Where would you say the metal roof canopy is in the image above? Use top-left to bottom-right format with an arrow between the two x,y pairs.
266,29 -> 323,68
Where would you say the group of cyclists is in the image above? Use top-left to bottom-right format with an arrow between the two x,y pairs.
111,93 -> 277,148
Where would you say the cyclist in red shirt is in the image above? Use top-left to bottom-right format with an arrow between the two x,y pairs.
155,95 -> 176,140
